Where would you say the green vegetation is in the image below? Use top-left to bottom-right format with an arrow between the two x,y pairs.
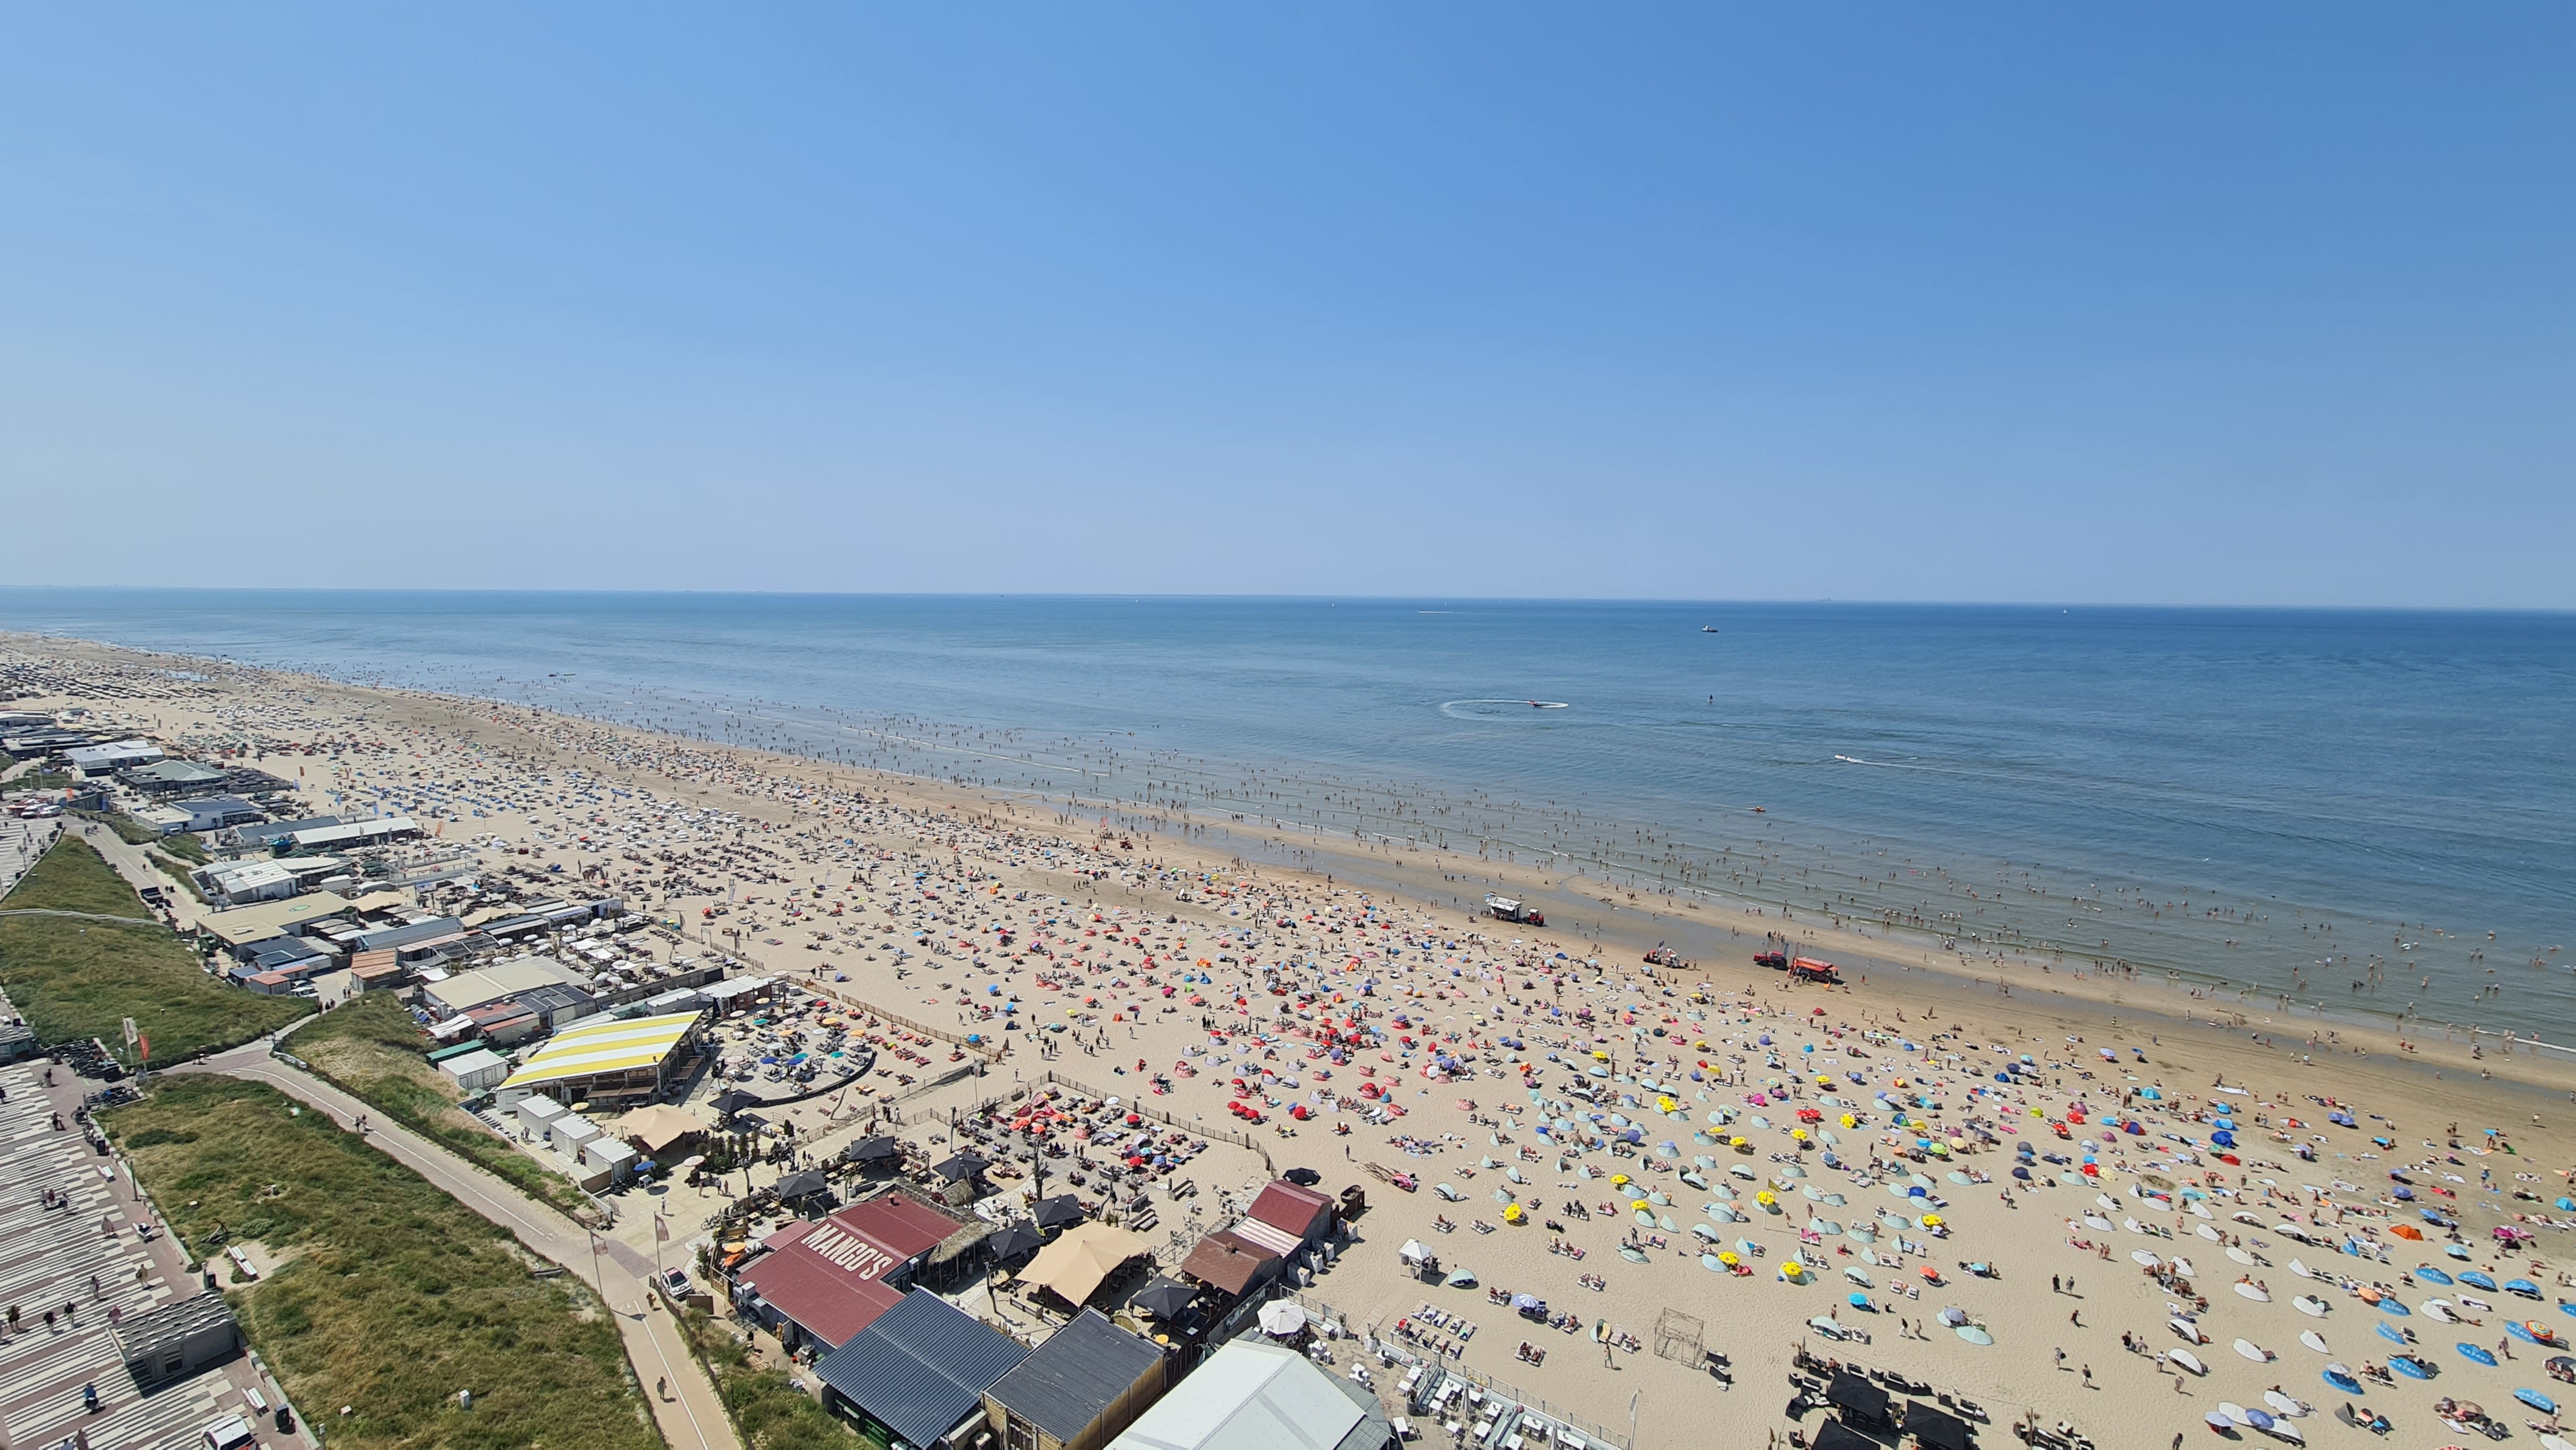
158,829 -> 211,864
680,1307 -> 859,1450
105,1076 -> 659,1450
294,992 -> 585,1216
4,835 -> 154,916
149,852 -> 211,903
0,836 -> 308,1057
2,768 -> 73,793
96,811 -> 162,845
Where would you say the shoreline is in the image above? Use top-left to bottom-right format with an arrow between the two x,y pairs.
9,604 -> 2566,1044
11,627 -> 2572,1102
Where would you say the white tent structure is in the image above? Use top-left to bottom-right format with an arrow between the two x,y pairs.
1108,1339 -> 1394,1450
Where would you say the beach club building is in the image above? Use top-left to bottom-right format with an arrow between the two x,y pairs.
285,815 -> 423,852
421,955 -> 587,1019
191,858 -> 299,907
981,1309 -> 1169,1450
1173,1230 -> 1282,1305
492,1009 -> 706,1109
1104,1339 -> 1394,1450
62,739 -> 164,775
815,1290 -> 1030,1450
732,1192 -> 962,1353
198,890 -> 355,961
1238,1180 -> 1335,1256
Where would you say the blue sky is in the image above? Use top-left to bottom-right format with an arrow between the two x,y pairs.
3,8 -> 2568,605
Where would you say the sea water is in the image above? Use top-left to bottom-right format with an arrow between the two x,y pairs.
5,590 -> 2570,1035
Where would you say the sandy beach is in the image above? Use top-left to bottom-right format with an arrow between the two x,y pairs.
12,632 -> 2576,1449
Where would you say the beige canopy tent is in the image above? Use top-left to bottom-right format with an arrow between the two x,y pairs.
1018,1221 -> 1149,1307
614,1103 -> 708,1153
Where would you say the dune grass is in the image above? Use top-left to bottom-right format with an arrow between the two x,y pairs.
105,1075 -> 660,1450
96,811 -> 162,846
679,1307 -> 858,1450
0,836 -> 308,1058
294,992 -> 587,1216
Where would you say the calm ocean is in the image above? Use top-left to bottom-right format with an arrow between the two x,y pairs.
6,590 -> 2571,1033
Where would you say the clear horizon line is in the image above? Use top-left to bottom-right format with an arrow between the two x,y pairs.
0,583 -> 2571,618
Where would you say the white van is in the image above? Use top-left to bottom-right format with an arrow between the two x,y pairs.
201,1413 -> 257,1449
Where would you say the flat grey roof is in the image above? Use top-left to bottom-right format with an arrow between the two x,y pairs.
987,1310 -> 1162,1440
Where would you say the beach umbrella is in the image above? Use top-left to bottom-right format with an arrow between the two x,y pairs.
1132,1276 -> 1197,1319
2460,1341 -> 2499,1366
1258,1302 -> 1309,1336
1955,1325 -> 1993,1346
989,1223 -> 1045,1260
1444,1267 -> 1478,1287
1848,1292 -> 1870,1310
843,1135 -> 900,1165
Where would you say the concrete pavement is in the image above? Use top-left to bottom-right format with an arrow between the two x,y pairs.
182,1044 -> 741,1450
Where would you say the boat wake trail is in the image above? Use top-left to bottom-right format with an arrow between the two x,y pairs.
1441,699 -> 1572,719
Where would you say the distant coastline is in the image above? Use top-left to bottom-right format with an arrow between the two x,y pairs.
3,589 -> 2570,1039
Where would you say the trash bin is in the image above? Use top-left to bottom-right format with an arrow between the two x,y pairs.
275,1404 -> 295,1433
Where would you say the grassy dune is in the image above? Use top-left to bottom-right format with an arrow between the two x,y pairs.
0,836 -> 308,1058
106,1075 -> 661,1450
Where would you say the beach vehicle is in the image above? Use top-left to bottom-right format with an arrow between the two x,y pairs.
1484,895 -> 1544,927
201,1415 -> 258,1450
1754,951 -> 1788,970
1788,957 -> 1841,984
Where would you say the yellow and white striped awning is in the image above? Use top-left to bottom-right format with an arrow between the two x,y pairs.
501,1011 -> 699,1090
